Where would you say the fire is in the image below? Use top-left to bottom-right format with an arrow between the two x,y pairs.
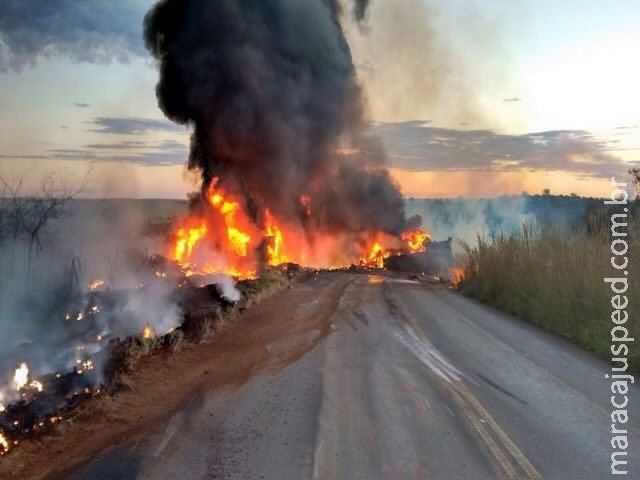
49,415 -> 63,424
174,224 -> 207,262
209,188 -> 253,257
89,279 -> 106,291
0,431 -> 9,454
452,267 -> 465,287
227,228 -> 252,257
359,229 -> 431,268
142,325 -> 154,340
29,380 -> 43,392
401,229 -> 431,253
361,242 -> 389,269
264,210 -> 289,266
80,360 -> 94,372
13,363 -> 29,391
169,177 -> 431,276
172,179 -> 257,279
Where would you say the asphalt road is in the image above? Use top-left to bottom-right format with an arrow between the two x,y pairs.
69,273 -> 640,479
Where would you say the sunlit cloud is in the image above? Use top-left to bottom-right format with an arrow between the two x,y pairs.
368,121 -> 628,179
89,117 -> 186,135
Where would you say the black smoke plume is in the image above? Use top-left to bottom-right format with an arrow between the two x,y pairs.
144,0 -> 408,235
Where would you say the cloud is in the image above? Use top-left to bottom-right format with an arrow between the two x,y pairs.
0,138 -> 188,167
0,0 -> 147,72
74,103 -> 90,108
1,115 -> 189,166
368,121 -> 627,178
85,141 -> 147,149
48,149 -> 97,161
90,117 -> 186,135
2,120 -> 627,177
48,136 -> 188,165
0,154 -> 48,160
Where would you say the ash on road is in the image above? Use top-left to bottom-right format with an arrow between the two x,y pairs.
60,273 -> 640,479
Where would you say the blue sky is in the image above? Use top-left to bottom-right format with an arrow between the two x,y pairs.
0,0 -> 637,198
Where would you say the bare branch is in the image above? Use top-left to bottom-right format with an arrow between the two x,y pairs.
0,167 -> 93,278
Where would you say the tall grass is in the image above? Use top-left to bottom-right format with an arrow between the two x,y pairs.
459,213 -> 640,372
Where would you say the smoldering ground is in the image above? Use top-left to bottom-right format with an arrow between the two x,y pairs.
0,197 -> 186,405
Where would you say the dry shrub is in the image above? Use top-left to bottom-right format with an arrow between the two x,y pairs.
459,215 -> 640,372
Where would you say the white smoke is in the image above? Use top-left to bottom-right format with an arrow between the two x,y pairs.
0,199 -> 184,404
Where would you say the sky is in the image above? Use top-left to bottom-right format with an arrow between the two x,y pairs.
0,0 -> 638,199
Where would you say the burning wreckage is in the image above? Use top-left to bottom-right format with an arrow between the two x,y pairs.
0,0 -> 452,457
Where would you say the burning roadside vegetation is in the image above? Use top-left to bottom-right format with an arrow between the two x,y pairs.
0,258 -> 308,458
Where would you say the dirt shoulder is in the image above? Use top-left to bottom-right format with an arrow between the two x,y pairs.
0,273 -> 351,480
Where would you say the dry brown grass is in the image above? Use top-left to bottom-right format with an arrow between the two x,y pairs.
124,336 -> 164,370
168,329 -> 186,353
459,214 -> 640,372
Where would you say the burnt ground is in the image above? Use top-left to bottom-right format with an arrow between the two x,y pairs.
0,271 -> 351,480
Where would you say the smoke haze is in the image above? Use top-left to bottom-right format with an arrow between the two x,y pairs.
0,198 -> 183,404
343,0 -> 512,130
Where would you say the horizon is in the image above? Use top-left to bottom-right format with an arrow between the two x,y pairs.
17,191 -> 616,202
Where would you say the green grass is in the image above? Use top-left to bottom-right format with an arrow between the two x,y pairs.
458,213 -> 640,373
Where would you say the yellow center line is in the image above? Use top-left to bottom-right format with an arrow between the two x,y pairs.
387,283 -> 544,480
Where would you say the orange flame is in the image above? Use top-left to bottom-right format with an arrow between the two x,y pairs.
0,431 -> 9,454
171,179 -> 258,279
89,279 -> 106,291
361,242 -> 390,269
401,229 -> 431,253
142,325 -> 154,340
174,224 -> 207,262
265,210 -> 289,266
169,178 -> 431,276
209,185 -> 253,257
452,267 -> 465,287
